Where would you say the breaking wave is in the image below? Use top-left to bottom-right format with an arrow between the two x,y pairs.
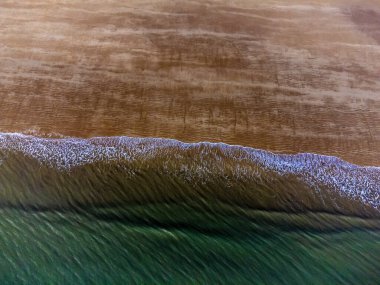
0,133 -> 379,217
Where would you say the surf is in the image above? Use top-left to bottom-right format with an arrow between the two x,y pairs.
0,132 -> 378,218
0,132 -> 380,283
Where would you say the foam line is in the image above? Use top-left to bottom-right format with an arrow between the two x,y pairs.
0,132 -> 379,210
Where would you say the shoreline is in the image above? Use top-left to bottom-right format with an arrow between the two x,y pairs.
0,132 -> 379,216
1,0 -> 379,166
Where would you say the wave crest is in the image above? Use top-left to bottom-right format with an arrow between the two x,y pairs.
0,133 -> 379,217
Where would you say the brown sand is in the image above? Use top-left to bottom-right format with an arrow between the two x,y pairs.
0,0 -> 379,165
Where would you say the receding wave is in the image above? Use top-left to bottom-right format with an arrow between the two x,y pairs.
0,132 -> 378,218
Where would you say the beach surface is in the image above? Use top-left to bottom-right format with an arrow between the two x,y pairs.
0,0 -> 379,165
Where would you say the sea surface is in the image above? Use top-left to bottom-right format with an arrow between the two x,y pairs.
0,133 -> 379,284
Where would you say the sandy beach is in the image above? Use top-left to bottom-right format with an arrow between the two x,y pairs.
0,0 -> 379,165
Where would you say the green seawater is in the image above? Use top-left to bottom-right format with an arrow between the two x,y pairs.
0,204 -> 379,284
0,134 -> 379,284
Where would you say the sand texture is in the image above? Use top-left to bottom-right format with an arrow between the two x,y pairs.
0,0 -> 379,165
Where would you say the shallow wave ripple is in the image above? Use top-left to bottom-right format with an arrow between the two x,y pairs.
0,132 -> 378,216
0,133 -> 380,284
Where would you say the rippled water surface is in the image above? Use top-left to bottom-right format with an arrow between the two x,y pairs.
0,133 -> 379,284
1,207 -> 380,284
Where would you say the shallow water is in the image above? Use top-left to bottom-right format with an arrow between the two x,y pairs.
0,133 -> 379,283
0,207 -> 380,284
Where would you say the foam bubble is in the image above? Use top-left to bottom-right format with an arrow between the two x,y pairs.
0,132 -> 379,210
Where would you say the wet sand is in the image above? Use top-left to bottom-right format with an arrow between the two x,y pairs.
0,0 -> 379,165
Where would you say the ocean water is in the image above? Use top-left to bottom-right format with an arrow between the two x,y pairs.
0,133 -> 379,284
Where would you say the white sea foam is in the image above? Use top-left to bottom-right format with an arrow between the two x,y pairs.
0,133 -> 379,210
